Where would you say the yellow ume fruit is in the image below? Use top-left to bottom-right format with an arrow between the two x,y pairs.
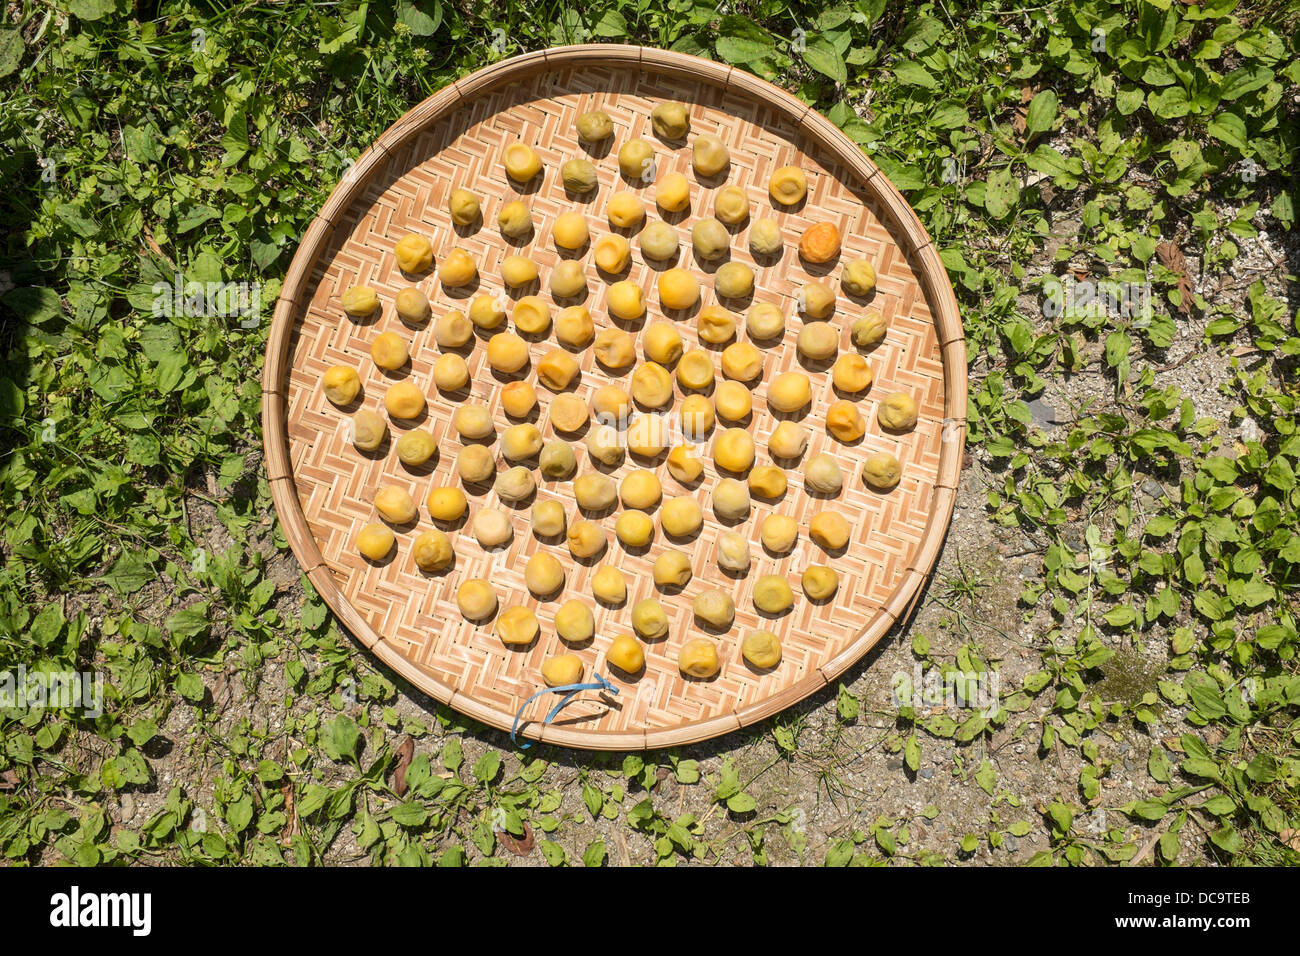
620,469 -> 662,511
537,349 -> 580,391
555,306 -> 594,349
832,354 -> 873,393
449,189 -> 480,226
760,514 -> 798,554
676,350 -> 714,391
631,363 -> 674,409
341,285 -> 379,317
438,248 -> 477,287
618,139 -> 655,181
513,296 -> 551,335
395,430 -> 436,466
394,234 -> 434,273
802,566 -> 839,601
714,261 -> 754,299
842,260 -> 877,296
592,565 -> 628,605
412,530 -> 453,572
371,332 -> 408,370
615,511 -> 654,548
768,166 -> 808,206
352,410 -> 387,452
607,281 -> 646,321
576,110 -> 614,143
606,635 -> 645,674
653,551 -> 692,589
666,445 -> 703,483
878,392 -> 918,430
711,478 -> 750,520
525,552 -> 565,597
826,400 -> 866,442
356,522 -> 395,561
435,309 -> 471,347
655,171 -> 691,212
713,427 -> 755,473
742,630 -> 782,669
650,101 -> 690,140
567,520 -> 606,559
658,268 -> 700,310
678,638 -> 719,679
502,141 -> 542,182
497,606 -> 540,646
432,354 -> 468,393
862,452 -> 902,490
395,287 -> 431,324
632,599 -> 668,640
501,381 -> 537,418
498,200 -> 532,239
532,499 -> 567,536
753,575 -> 793,614
660,496 -> 703,537
679,394 -> 714,438
693,589 -> 735,628
385,381 -> 426,420
692,134 -> 730,176
714,381 -> 751,422
714,186 -> 748,225
721,342 -> 763,382
323,366 -> 360,406
541,654 -> 584,686
697,305 -> 736,345
555,600 -> 595,643
456,578 -> 497,620
552,211 -> 589,250
426,487 -> 468,522
549,260 -> 587,298
501,423 -> 542,461
593,328 -> 636,369
643,321 -> 684,365
748,465 -> 787,499
487,332 -> 530,373
767,371 -> 811,413
607,191 -> 645,229
501,254 -> 538,287
810,511 -> 851,551
469,294 -> 506,330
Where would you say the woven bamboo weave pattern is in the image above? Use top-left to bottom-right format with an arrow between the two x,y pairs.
264,46 -> 966,750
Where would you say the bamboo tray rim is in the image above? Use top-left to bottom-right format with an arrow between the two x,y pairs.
261,44 -> 967,751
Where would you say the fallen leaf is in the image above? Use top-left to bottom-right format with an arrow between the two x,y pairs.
392,735 -> 415,797
281,780 -> 296,844
1156,241 -> 1194,313
1011,86 -> 1036,135
498,822 -> 535,856
0,769 -> 18,791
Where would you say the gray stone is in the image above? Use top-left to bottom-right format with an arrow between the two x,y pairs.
919,768 -> 935,779
1141,480 -> 1166,499
1028,397 -> 1059,426
1004,834 -> 1019,852
887,758 -> 904,771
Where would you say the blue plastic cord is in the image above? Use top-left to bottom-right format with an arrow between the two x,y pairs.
511,674 -> 619,749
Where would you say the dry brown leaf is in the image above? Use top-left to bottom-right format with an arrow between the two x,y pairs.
0,769 -> 18,791
392,734 -> 415,797
1156,240 -> 1195,313
280,779 -> 296,844
1012,86 -> 1037,135
498,821 -> 535,856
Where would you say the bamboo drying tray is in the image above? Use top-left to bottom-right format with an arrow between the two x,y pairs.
262,45 -> 967,750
